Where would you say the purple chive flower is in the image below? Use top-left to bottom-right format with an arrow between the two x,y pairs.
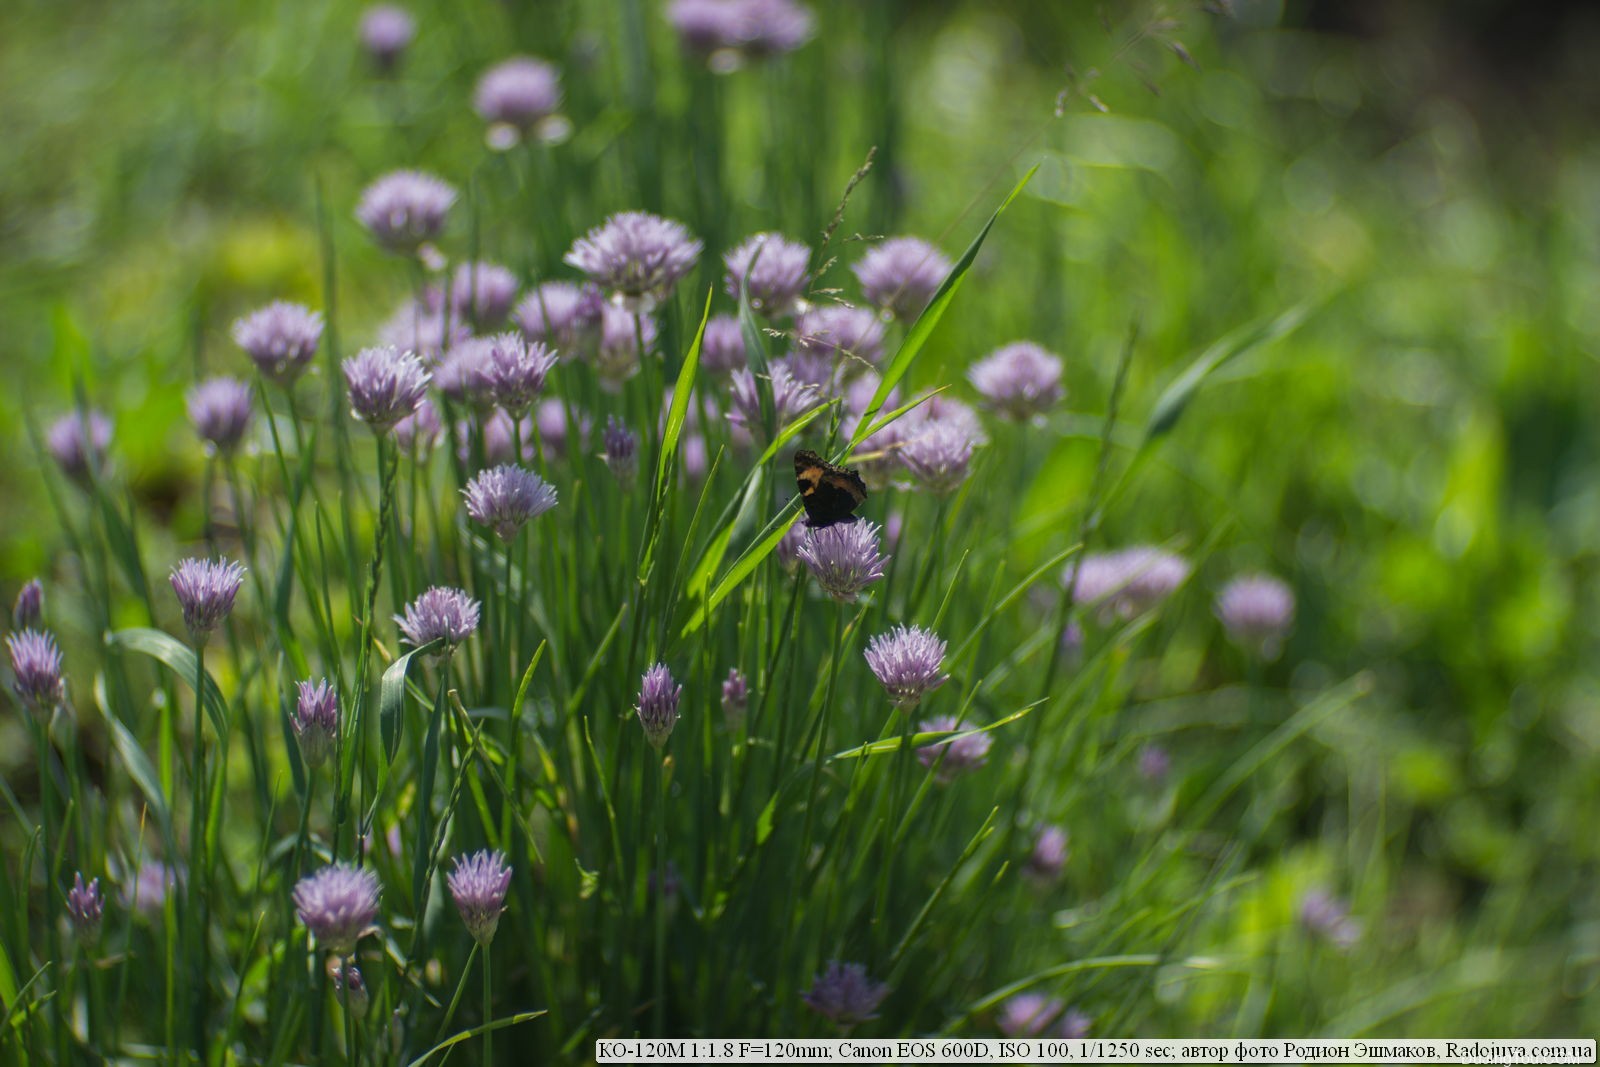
329,959 -> 370,1017
700,314 -> 748,375
1025,824 -> 1069,882
853,236 -> 952,322
728,360 -> 822,435
169,558 -> 246,641
797,521 -> 889,603
481,332 -> 558,416
358,4 -> 415,70
564,211 -> 703,312
802,961 -> 888,1028
124,862 -> 181,918
721,668 -> 748,724
355,170 -> 457,253
602,416 -> 638,487
969,341 -> 1065,421
7,629 -> 64,710
667,0 -> 815,71
635,663 -> 683,749
474,57 -> 562,143
1059,1009 -> 1092,1039
232,302 -> 324,385
898,416 -> 978,495
66,872 -> 105,946
450,261 -> 520,327
796,305 -> 886,374
998,993 -> 1066,1038
535,398 -> 585,459
294,863 -> 381,956
436,338 -> 496,408
1299,888 -> 1362,951
291,679 -> 340,770
187,377 -> 255,455
1215,573 -> 1296,658
1137,744 -> 1171,783
864,625 -> 948,710
447,849 -> 513,946
514,281 -> 604,351
393,396 -> 443,454
462,464 -> 558,540
342,346 -> 431,431
775,517 -> 807,572
395,586 -> 480,652
724,232 -> 811,317
594,305 -> 658,388
916,716 -> 992,783
46,410 -> 112,485
13,580 -> 42,630
1065,546 -> 1192,623
681,433 -> 709,480
379,293 -> 471,363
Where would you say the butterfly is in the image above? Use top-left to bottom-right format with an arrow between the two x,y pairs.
794,449 -> 868,529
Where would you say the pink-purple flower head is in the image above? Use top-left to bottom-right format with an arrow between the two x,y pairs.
1137,744 -> 1171,783
187,377 -> 254,456
916,716 -> 992,783
721,667 -> 748,724
602,416 -> 639,486
481,332 -> 558,416
969,341 -> 1065,422
998,994 -> 1067,1038
291,679 -> 340,770
448,849 -> 512,945
66,872 -> 104,946
728,360 -> 823,437
170,558 -> 246,642
356,170 -> 456,254
294,863 -> 380,956
775,517 -> 807,573
864,624 -> 947,710
13,580 -> 42,630
797,521 -> 889,603
635,662 -> 683,749
124,862 -> 182,918
1065,546 -> 1191,623
1025,823 -> 1069,882
1215,572 -> 1295,659
802,961 -> 888,1029
853,236 -> 952,322
450,261 -> 520,328
342,346 -> 431,432
358,4 -> 415,70
668,0 -> 815,72
700,314 -> 748,375
46,410 -> 112,486
232,301 -> 323,386
474,57 -> 561,137
564,211 -> 702,313
1299,887 -> 1362,951
463,464 -> 558,541
795,305 -> 886,377
394,397 -> 443,454
395,586 -> 480,654
594,305 -> 659,389
724,232 -> 811,318
380,293 -> 470,363
898,417 -> 977,495
514,281 -> 604,351
7,629 -> 64,711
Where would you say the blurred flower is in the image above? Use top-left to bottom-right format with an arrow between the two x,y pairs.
393,397 -> 443,454
864,625 -> 947,710
356,170 -> 456,253
291,679 -> 340,770
721,668 -> 748,725
724,232 -> 810,317
514,282 -> 604,351
46,410 -> 112,486
998,993 -> 1065,1038
636,663 -> 683,749
898,417 -> 976,495
699,314 -> 748,375
450,261 -> 519,328
916,716 -> 991,783
1215,573 -> 1295,659
1137,744 -> 1171,783
1065,546 -> 1191,623
1025,824 -> 1069,882
396,587 -> 480,653
12,580 -> 43,631
343,346 -> 431,431
681,433 -> 709,480
602,416 -> 638,487
232,302 -> 323,385
294,863 -> 380,956
797,521 -> 888,602
187,377 -> 254,456
728,360 -> 821,435
474,57 -> 561,147
482,332 -> 558,416
436,339 -> 494,408
594,305 -> 658,389
1059,1009 -> 1092,1039
358,4 -> 415,70
66,872 -> 104,947
463,464 -> 558,541
329,958 -> 370,1017
1299,888 -> 1362,951
7,629 -> 64,710
379,292 -> 470,363
853,236 -> 951,322
968,341 -> 1064,422
802,961 -> 887,1028
795,305 -> 885,376
169,558 -> 246,642
123,862 -> 181,918
775,517 -> 807,573
667,0 -> 815,71
535,398 -> 585,460
447,849 -> 512,946
565,211 -> 702,312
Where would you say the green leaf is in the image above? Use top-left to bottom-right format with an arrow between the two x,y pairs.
829,703 -> 1039,761
105,627 -> 229,739
654,288 -> 712,505
380,639 -> 444,764
404,1010 -> 546,1067
93,671 -> 171,833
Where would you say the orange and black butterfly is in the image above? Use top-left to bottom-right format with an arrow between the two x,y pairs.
794,449 -> 868,529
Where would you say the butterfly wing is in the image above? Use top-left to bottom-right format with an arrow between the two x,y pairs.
794,449 -> 867,528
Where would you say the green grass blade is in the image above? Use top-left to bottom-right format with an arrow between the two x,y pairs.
105,627 -> 229,739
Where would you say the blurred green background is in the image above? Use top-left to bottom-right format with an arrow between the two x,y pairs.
3,0 -> 1597,1034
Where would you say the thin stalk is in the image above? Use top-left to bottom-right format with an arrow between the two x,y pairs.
483,942 -> 494,1064
188,637 -> 210,1060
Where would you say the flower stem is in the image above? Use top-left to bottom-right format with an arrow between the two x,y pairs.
483,941 -> 494,1064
